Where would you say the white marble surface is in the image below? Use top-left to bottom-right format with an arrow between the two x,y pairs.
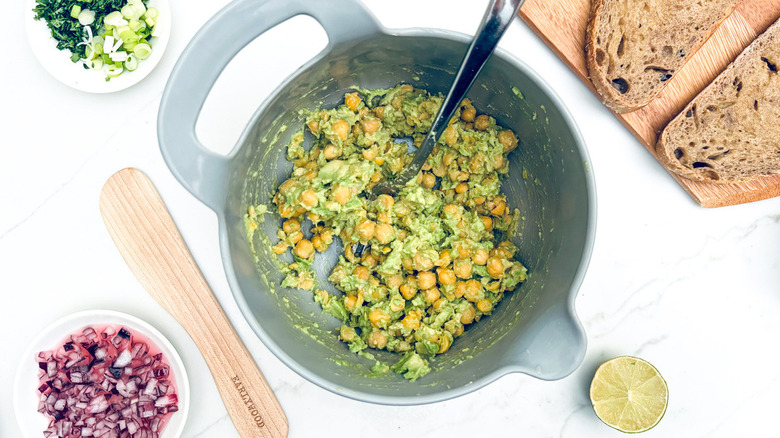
4,0 -> 780,436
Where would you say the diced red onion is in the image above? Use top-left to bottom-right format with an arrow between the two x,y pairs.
94,347 -> 107,360
113,350 -> 132,368
36,325 -> 178,438
126,419 -> 139,435
54,399 -> 67,411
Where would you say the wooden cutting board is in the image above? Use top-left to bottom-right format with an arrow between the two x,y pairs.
518,0 -> 780,207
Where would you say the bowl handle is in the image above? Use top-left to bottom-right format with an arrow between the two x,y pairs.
158,0 -> 382,210
508,302 -> 588,380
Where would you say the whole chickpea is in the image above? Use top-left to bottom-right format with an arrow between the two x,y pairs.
474,114 -> 490,131
437,268 -> 456,286
282,218 -> 300,234
461,304 -> 476,324
294,239 -> 314,259
423,287 -> 440,304
461,106 -> 476,122
421,172 -> 437,189
361,118 -> 381,134
356,219 -> 376,242
375,223 -> 395,244
331,119 -> 350,140
487,257 -> 505,278
473,248 -> 489,266
299,189 -> 318,208
367,330 -> 388,349
418,271 -> 437,290
464,279 -> 483,302
498,129 -> 519,152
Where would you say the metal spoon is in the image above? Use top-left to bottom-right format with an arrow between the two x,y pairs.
370,0 -> 525,198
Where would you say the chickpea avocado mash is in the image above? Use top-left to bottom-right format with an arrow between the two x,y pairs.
252,84 -> 528,381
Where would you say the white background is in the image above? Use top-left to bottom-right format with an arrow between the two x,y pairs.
4,0 -> 780,436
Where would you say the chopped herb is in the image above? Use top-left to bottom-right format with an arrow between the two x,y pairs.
33,0 -> 131,60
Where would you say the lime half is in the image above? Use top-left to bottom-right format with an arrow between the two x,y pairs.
589,356 -> 668,433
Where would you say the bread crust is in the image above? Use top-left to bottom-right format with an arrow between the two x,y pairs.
656,129 -> 780,184
585,0 -> 637,113
656,127 -> 714,182
585,0 -> 740,114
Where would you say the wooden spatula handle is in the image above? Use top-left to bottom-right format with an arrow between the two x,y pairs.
99,168 -> 288,438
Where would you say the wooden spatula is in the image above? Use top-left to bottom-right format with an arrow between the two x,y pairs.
99,168 -> 288,438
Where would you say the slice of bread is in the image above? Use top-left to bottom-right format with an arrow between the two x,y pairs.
586,0 -> 740,113
656,18 -> 780,183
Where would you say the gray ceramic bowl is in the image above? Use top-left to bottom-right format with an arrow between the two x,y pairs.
158,0 -> 596,405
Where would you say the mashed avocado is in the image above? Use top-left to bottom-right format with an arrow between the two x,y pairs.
252,85 -> 527,381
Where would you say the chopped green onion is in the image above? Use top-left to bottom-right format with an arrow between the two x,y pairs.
132,43 -> 151,60
104,11 -> 128,27
133,3 -> 146,18
111,36 -> 124,53
106,63 -> 124,80
85,44 -> 97,60
121,4 -> 134,18
120,4 -> 144,20
142,7 -> 158,19
78,9 -> 95,26
70,5 -> 81,19
109,51 -> 128,62
119,29 -> 138,43
128,19 -> 145,33
104,35 -> 115,52
89,58 -> 103,70
124,54 -> 138,71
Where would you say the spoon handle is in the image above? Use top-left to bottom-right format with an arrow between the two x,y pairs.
99,168 -> 288,438
373,0 -> 525,197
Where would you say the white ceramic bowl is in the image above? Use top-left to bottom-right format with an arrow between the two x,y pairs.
25,0 -> 171,93
13,309 -> 189,437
